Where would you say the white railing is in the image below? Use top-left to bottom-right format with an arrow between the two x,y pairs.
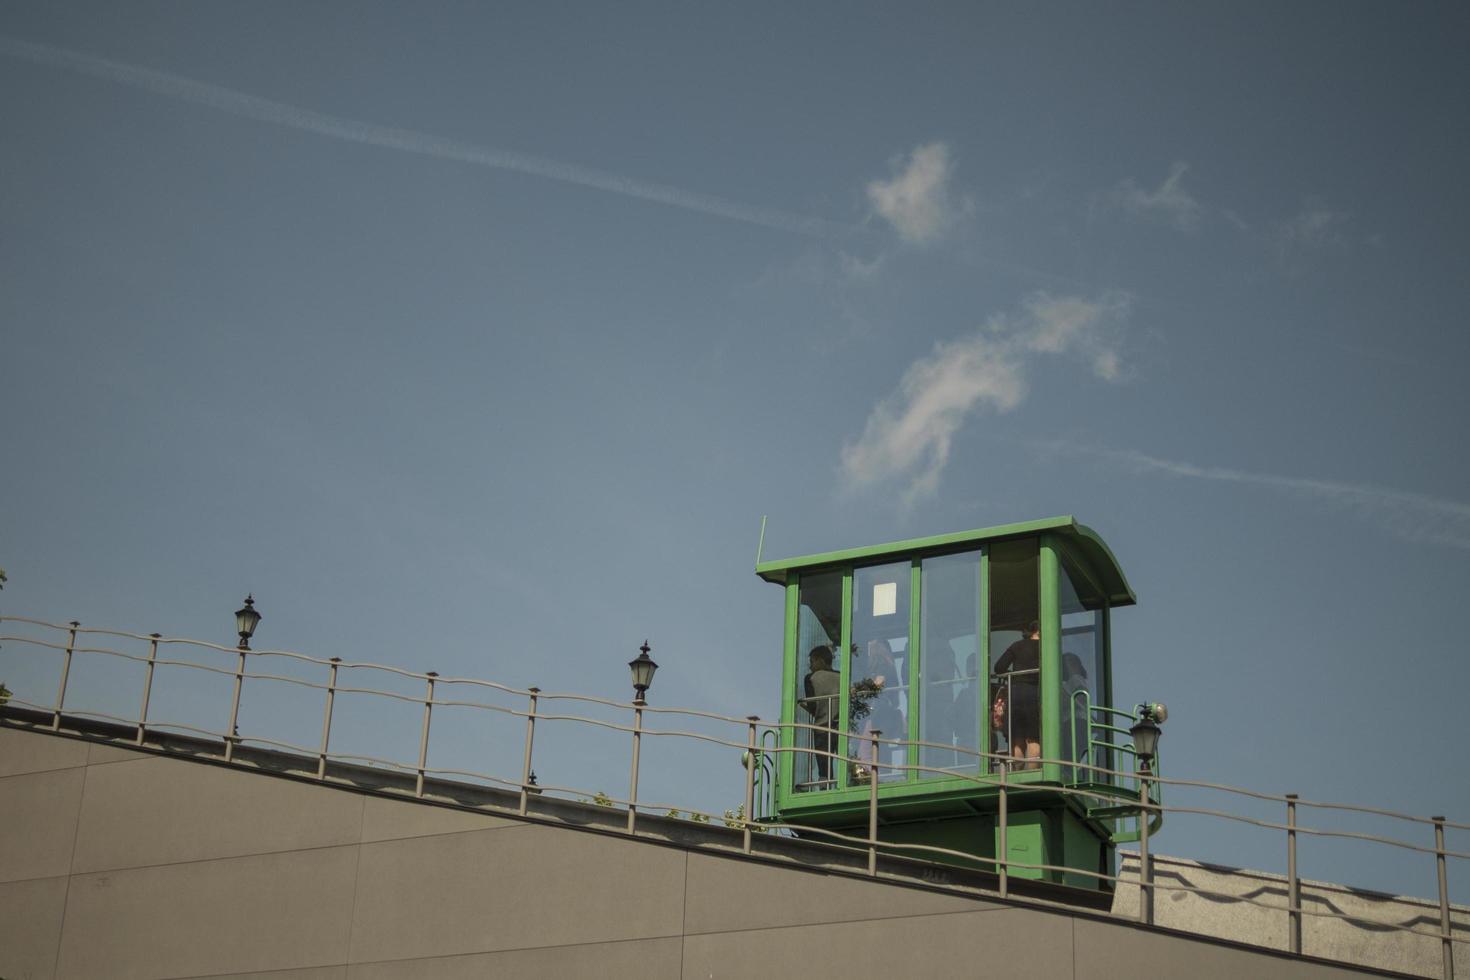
0,614 -> 1463,978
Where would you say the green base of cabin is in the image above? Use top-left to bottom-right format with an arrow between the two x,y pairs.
779,784 -> 1116,891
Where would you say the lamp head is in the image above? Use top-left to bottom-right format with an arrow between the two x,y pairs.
628,640 -> 658,704
234,595 -> 261,650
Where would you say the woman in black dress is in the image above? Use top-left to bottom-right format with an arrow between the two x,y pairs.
993,621 -> 1041,770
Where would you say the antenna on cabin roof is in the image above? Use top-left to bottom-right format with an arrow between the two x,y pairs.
756,515 -> 768,566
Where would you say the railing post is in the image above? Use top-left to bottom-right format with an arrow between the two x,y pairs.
998,753 -> 1009,898
135,633 -> 160,744
52,621 -> 79,731
317,658 -> 340,780
1434,816 -> 1455,980
415,672 -> 437,798
743,716 -> 759,854
224,646 -> 247,762
627,703 -> 643,834
867,729 -> 882,876
1286,793 -> 1301,954
519,688 -> 540,816
1138,767 -> 1153,925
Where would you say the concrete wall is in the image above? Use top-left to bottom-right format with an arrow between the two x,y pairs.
0,723 -> 1421,979
1113,852 -> 1469,979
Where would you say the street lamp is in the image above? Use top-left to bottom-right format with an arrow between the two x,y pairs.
235,595 -> 261,650
1130,702 -> 1167,769
628,640 -> 658,705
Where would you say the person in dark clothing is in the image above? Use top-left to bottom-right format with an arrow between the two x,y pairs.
993,620 -> 1041,769
801,645 -> 840,783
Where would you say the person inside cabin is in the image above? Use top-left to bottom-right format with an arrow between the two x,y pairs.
863,638 -> 906,775
801,645 -> 840,784
993,620 -> 1042,770
989,683 -> 1009,771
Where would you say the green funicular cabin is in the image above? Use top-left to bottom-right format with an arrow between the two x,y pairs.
756,516 -> 1164,891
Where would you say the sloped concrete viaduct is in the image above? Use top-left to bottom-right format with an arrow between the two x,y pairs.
0,717 -> 1408,980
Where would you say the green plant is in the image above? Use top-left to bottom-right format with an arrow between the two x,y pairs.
591,790 -> 614,807
848,677 -> 884,722
688,811 -> 710,824
0,682 -> 9,706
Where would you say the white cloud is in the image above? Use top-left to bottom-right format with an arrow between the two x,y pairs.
840,292 -> 1130,504
1109,161 -> 1202,231
1274,200 -> 1353,269
1279,202 -> 1349,248
1031,441 -> 1470,551
838,251 -> 886,281
866,142 -> 964,244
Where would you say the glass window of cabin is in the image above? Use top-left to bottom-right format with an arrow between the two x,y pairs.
1058,554 -> 1105,778
794,571 -> 842,791
988,538 -> 1040,770
848,561 -> 910,783
919,550 -> 981,776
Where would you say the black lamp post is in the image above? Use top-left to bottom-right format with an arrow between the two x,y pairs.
628,640 -> 658,705
235,595 -> 261,650
1129,702 -> 1166,770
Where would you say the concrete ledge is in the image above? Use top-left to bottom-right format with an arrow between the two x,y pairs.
1114,852 -> 1469,979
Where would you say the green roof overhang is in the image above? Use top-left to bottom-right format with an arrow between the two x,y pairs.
755,515 -> 1136,608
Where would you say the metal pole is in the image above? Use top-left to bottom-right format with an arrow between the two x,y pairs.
316,658 -> 340,780
1287,793 -> 1301,954
627,703 -> 643,834
867,729 -> 882,876
52,621 -> 79,731
1138,766 -> 1153,925
135,633 -> 160,745
998,753 -> 1009,898
743,716 -> 759,854
1434,816 -> 1454,980
224,647 -> 247,762
415,673 -> 437,798
519,688 -> 540,816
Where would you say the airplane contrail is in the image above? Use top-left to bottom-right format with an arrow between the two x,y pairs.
0,35 -> 851,238
1029,439 -> 1470,551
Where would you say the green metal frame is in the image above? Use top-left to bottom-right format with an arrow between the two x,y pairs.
778,581 -> 798,796
757,515 -> 1136,608
908,559 -> 921,780
978,546 -> 991,769
765,517 -> 1152,865
838,571 -> 852,788
1040,536 -> 1062,784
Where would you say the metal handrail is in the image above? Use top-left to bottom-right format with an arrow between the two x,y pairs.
0,614 -> 1464,977
0,621 -> 1453,828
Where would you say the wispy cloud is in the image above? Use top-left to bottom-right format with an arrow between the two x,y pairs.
0,35 -> 850,238
841,292 -> 1130,504
1106,161 -> 1202,231
1273,199 -> 1355,269
1032,440 -> 1470,551
867,142 -> 967,244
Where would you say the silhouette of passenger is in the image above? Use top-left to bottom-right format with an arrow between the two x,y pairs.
994,620 -> 1042,770
801,645 -> 840,783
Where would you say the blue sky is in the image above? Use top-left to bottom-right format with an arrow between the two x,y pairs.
3,3 -> 1468,900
